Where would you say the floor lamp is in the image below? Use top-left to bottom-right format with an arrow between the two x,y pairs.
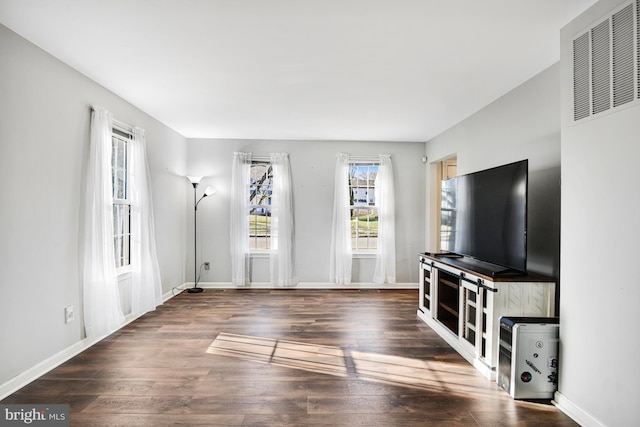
187,176 -> 216,293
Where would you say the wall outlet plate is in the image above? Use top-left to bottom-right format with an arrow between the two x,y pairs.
65,305 -> 74,323
204,262 -> 210,270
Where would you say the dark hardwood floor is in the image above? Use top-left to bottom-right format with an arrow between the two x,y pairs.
2,289 -> 577,426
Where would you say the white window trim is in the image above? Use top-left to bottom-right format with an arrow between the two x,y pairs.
248,158 -> 273,253
117,265 -> 133,279
353,252 -> 376,259
112,121 -> 133,273
248,251 -> 270,258
348,159 -> 380,254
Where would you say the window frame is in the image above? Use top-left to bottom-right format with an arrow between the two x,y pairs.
348,161 -> 379,254
248,159 -> 273,252
111,124 -> 132,274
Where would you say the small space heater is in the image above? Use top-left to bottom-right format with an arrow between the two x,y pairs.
497,317 -> 559,399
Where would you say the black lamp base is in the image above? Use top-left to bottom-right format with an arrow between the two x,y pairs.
187,287 -> 204,293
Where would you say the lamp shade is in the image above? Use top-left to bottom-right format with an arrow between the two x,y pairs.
203,185 -> 216,196
186,176 -> 203,185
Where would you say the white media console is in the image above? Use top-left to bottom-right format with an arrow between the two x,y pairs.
417,253 -> 556,380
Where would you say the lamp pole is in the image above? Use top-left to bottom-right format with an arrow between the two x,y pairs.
189,179 -> 203,293
186,177 -> 216,293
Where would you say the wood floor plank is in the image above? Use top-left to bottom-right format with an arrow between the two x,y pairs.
1,289 -> 577,426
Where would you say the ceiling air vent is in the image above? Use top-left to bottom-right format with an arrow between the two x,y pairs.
572,1 -> 639,121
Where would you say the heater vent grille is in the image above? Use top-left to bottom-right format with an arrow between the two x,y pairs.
591,19 -> 611,114
573,33 -> 591,120
637,0 -> 640,97
572,1 -> 640,121
613,4 -> 635,107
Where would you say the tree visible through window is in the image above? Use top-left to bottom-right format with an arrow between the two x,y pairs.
349,163 -> 379,251
112,128 -> 131,269
249,161 -> 273,250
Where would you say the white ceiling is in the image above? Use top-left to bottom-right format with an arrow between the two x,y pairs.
0,0 -> 597,142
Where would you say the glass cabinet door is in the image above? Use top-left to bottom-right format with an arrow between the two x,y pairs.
462,285 -> 477,346
423,267 -> 431,310
461,284 -> 484,354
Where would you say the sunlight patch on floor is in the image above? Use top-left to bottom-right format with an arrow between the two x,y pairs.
205,332 -> 499,397
207,333 -> 348,377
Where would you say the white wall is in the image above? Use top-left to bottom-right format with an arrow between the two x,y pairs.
557,1 -> 640,425
0,25 -> 187,386
186,138 -> 425,286
425,63 -> 562,280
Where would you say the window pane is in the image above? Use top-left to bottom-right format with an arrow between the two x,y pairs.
113,205 -> 121,235
114,235 -> 122,268
113,202 -> 131,268
111,129 -> 131,268
249,207 -> 271,250
440,178 -> 456,252
111,139 -> 117,169
115,169 -> 126,200
249,163 -> 273,207
111,136 -> 127,200
116,140 -> 126,170
349,162 -> 379,251
351,207 -> 378,250
249,162 -> 273,250
349,164 -> 377,207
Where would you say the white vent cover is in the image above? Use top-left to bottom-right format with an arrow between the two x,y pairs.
572,1 -> 639,121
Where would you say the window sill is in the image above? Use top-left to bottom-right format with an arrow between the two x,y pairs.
353,252 -> 376,259
249,251 -> 270,258
117,266 -> 133,281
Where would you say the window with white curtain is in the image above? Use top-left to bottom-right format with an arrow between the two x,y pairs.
331,153 -> 395,285
231,152 -> 298,286
111,125 -> 132,270
84,107 -> 163,339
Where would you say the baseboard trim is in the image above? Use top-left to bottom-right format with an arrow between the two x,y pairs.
0,288 -> 181,401
183,281 -> 419,290
0,335 -> 98,401
553,391 -> 606,427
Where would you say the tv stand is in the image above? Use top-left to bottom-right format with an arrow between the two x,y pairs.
417,253 -> 555,380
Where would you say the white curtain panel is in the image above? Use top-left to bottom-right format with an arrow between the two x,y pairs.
129,127 -> 163,314
230,152 -> 251,286
373,154 -> 396,284
270,153 -> 299,286
330,153 -> 353,284
82,107 -> 125,338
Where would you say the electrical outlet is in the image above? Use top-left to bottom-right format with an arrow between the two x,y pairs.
64,305 -> 74,324
204,262 -> 210,270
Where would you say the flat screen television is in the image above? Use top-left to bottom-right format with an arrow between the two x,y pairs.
440,160 -> 528,274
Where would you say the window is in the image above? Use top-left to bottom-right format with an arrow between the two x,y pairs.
331,153 -> 394,284
231,152 -> 297,285
349,162 -> 379,251
111,126 -> 132,269
249,161 -> 273,250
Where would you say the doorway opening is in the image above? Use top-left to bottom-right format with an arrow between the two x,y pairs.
429,156 -> 457,252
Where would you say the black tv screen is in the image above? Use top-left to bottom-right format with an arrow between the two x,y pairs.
440,160 -> 528,273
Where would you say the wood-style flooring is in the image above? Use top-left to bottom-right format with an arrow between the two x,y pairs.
2,289 -> 578,426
